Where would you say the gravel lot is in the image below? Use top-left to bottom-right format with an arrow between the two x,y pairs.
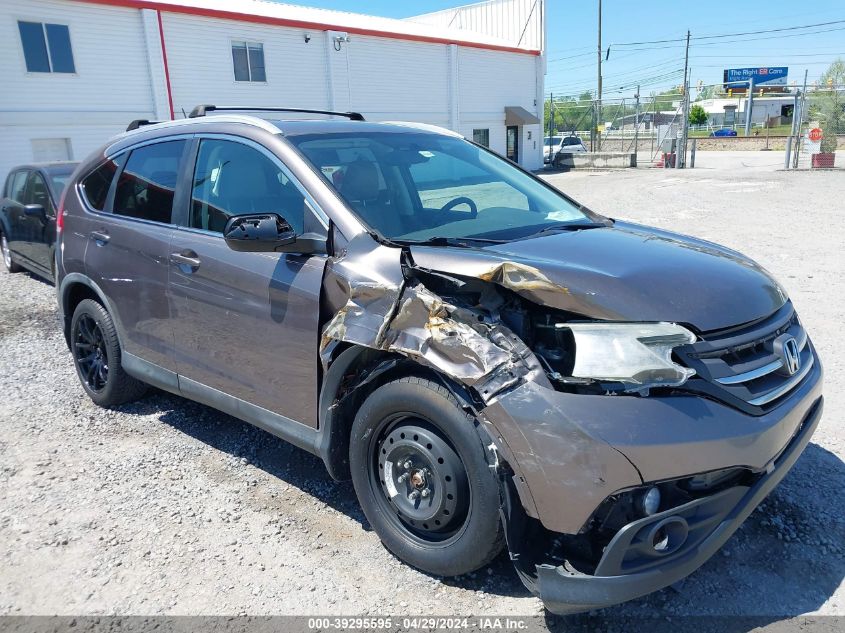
1,152 -> 843,626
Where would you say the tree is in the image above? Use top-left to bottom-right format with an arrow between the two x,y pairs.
813,58 -> 845,136
689,104 -> 708,126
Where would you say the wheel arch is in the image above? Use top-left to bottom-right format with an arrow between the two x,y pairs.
59,274 -> 125,349
316,344 -> 482,481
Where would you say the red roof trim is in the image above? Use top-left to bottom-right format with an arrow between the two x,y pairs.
77,0 -> 541,56
156,10 -> 175,120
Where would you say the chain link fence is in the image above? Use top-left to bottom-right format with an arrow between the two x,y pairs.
545,94 -> 685,165
545,84 -> 845,170
789,85 -> 845,170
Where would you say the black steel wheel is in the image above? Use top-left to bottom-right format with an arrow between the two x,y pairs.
70,299 -> 147,407
350,376 -> 504,576
372,417 -> 470,543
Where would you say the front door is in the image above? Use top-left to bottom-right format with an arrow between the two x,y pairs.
168,136 -> 328,427
21,171 -> 56,274
506,126 -> 519,164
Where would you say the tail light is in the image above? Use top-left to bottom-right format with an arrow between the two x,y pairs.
56,189 -> 67,233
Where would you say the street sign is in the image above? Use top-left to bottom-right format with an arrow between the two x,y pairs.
808,128 -> 822,142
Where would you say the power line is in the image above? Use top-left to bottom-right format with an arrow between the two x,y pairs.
692,19 -> 845,40
610,18 -> 845,48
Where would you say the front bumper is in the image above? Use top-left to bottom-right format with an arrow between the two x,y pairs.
481,350 -> 823,535
534,395 -> 823,613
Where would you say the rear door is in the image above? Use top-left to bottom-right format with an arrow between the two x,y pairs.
81,138 -> 189,372
2,170 -> 30,259
168,135 -> 328,427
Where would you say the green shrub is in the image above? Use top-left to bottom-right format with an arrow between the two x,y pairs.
820,134 -> 838,153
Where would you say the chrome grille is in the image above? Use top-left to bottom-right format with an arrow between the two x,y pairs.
676,302 -> 814,411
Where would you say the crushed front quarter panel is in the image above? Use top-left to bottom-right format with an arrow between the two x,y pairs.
320,234 -> 548,404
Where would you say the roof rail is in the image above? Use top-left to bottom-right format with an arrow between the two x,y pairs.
188,104 -> 365,121
126,119 -> 163,132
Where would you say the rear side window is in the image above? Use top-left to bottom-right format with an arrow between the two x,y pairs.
80,158 -> 120,211
114,141 -> 186,223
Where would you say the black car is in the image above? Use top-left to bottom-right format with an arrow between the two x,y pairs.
1,162 -> 78,281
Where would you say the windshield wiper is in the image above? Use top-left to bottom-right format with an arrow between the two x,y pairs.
395,236 -> 507,247
525,221 -> 608,238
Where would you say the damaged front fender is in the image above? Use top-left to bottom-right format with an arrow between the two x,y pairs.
320,234 -> 549,405
318,234 -> 642,536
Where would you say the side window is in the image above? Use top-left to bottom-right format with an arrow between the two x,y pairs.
189,139 -> 304,234
8,171 -> 29,203
113,141 -> 186,223
80,158 -> 121,211
24,172 -> 51,212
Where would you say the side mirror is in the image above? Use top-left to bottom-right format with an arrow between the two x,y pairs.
223,214 -> 326,254
24,203 -> 46,220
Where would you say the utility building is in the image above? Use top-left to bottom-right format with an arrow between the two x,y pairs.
1,0 -> 546,183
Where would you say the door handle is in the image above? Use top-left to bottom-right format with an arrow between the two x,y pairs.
170,251 -> 201,269
90,230 -> 110,244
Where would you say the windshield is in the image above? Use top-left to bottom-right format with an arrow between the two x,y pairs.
289,132 -> 589,243
543,136 -> 562,145
562,137 -> 582,146
49,174 -> 71,195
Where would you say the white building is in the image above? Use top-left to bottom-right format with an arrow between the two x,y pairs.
686,96 -> 796,127
1,0 -> 546,185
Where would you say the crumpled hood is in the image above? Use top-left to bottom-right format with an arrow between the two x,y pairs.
409,221 -> 788,332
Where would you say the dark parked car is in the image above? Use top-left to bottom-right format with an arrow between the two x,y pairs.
710,128 -> 738,137
55,106 -> 823,614
1,161 -> 78,281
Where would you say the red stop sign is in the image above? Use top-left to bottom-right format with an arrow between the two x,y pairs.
809,128 -> 823,142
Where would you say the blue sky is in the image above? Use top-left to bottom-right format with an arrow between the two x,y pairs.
292,0 -> 844,99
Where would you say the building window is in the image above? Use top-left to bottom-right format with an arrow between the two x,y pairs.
472,129 -> 490,147
18,21 -> 75,73
31,138 -> 72,162
232,41 -> 266,82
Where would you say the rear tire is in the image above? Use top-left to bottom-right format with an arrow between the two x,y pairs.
1,232 -> 22,273
70,299 -> 147,407
349,376 -> 504,577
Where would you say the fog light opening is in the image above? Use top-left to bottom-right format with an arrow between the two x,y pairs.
652,527 -> 670,552
640,486 -> 661,516
645,517 -> 689,556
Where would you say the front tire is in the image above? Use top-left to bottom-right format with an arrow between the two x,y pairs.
349,376 -> 504,576
1,232 -> 22,273
70,299 -> 147,407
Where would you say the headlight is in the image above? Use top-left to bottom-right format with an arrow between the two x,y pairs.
557,322 -> 696,389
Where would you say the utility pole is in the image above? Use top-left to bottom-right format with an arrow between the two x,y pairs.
634,84 -> 640,156
744,78 -> 754,137
677,31 -> 690,169
793,69 -> 809,168
596,0 -> 602,151
548,92 -> 554,163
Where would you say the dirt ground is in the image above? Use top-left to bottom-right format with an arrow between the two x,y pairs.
0,152 -> 843,627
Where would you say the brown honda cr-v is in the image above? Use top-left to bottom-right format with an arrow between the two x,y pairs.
55,106 -> 823,614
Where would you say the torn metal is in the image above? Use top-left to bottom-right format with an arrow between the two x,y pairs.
320,235 -> 546,403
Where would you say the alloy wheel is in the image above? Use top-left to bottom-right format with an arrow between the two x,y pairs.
74,314 -> 109,392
